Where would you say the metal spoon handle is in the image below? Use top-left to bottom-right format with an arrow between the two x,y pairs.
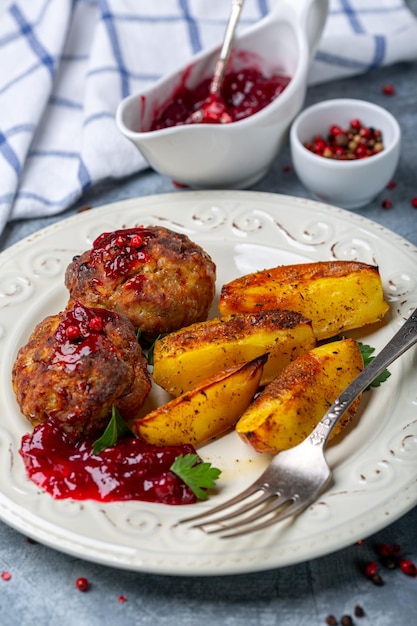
209,0 -> 245,96
309,307 -> 417,447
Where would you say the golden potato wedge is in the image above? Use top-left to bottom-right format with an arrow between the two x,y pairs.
219,260 -> 389,340
152,310 -> 316,396
133,354 -> 267,447
236,339 -> 363,453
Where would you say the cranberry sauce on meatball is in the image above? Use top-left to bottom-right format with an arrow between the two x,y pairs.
12,301 -> 151,441
64,226 -> 216,341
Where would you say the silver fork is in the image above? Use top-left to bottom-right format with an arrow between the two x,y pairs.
180,307 -> 417,538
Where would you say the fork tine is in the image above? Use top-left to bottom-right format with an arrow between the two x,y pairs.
202,492 -> 294,535
219,496 -> 311,538
191,490 -> 273,529
179,481 -> 267,525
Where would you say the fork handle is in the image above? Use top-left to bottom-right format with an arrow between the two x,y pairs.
309,307 -> 417,448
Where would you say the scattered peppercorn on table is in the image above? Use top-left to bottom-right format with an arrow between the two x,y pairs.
1,6 -> 417,626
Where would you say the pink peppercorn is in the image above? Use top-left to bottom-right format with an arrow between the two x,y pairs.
382,83 -> 396,96
364,561 -> 378,578
313,137 -> 327,153
75,577 -> 90,592
355,144 -> 368,158
399,559 -> 417,577
304,120 -> 384,160
378,543 -> 395,557
329,124 -> 343,136
350,118 -> 361,130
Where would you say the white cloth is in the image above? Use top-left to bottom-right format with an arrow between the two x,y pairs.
1,0 -> 417,235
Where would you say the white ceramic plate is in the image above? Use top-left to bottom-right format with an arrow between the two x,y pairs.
1,191 -> 417,576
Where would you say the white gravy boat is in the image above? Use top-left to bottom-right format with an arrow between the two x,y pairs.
116,0 -> 329,189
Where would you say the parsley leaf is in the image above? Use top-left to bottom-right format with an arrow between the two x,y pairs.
170,453 -> 221,500
93,406 -> 132,455
358,342 -> 391,388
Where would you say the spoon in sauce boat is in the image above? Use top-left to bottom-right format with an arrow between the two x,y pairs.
186,0 -> 245,125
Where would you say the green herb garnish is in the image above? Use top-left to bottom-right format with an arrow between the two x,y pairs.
93,406 -> 132,455
358,342 -> 391,388
147,333 -> 168,366
170,453 -> 221,500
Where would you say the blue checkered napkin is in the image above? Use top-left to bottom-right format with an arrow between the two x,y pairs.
310,0 -> 417,84
1,0 -> 417,237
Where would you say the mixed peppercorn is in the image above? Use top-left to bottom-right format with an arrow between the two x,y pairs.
323,540 -> 417,624
363,542 -> 417,583
304,119 -> 384,160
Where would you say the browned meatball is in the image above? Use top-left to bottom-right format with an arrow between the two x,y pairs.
64,226 -> 216,341
12,301 -> 151,441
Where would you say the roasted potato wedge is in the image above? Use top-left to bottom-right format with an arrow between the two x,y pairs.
133,354 -> 267,447
219,260 -> 389,340
236,339 -> 363,453
152,310 -> 316,396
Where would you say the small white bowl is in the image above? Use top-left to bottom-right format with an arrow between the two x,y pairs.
289,98 -> 401,209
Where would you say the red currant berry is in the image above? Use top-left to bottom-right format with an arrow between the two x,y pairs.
386,181 -> 396,189
130,234 -> 143,248
66,325 -> 80,340
114,235 -> 126,248
411,197 -> 417,209
75,577 -> 90,592
89,316 -> 103,332
381,199 -> 393,209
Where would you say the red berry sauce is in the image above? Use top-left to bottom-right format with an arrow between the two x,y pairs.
150,67 -> 291,129
20,422 -> 197,505
91,227 -> 155,280
52,302 -> 118,373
